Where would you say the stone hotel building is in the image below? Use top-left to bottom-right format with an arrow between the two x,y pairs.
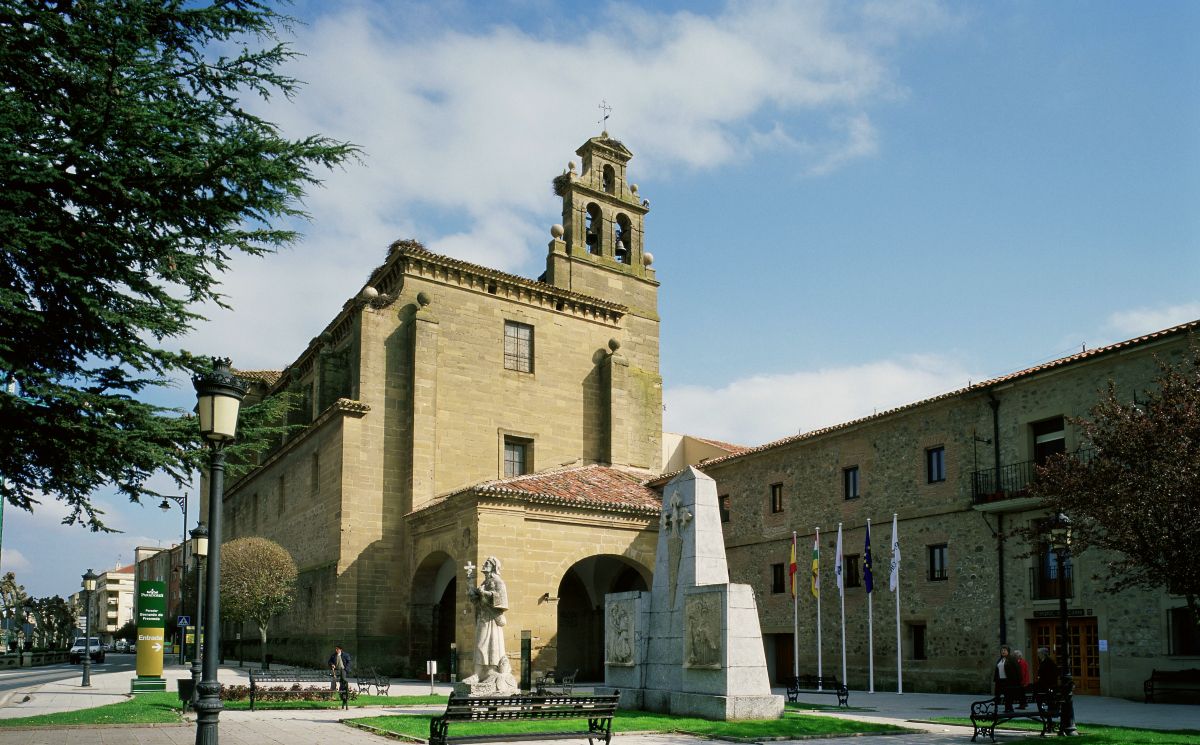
218,134 -> 1199,699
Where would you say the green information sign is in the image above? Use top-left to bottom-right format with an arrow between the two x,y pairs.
135,580 -> 166,679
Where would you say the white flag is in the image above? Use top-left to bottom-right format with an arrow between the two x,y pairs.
834,523 -> 844,595
889,514 -> 901,592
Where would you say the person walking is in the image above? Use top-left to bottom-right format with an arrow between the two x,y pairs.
328,644 -> 352,698
993,644 -> 1020,712
1013,649 -> 1030,708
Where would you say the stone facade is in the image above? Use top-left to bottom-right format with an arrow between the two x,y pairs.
221,134 -> 665,676
697,322 -> 1199,699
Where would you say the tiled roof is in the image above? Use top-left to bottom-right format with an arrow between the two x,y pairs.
663,318 -> 1200,476
690,436 -> 750,455
234,369 -> 283,387
417,465 -> 662,515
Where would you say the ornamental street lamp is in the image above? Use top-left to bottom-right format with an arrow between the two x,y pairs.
192,358 -> 247,745
189,523 -> 208,712
160,494 -> 189,664
81,569 -> 98,687
1049,513 -> 1078,736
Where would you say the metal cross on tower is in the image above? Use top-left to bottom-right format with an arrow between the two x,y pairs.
598,100 -> 612,131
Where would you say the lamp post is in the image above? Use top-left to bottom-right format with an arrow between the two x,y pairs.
189,523 -> 208,712
160,494 -> 189,664
192,358 -> 247,745
1049,513 -> 1077,736
81,569 -> 98,687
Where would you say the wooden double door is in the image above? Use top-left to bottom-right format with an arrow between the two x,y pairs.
1031,618 -> 1100,695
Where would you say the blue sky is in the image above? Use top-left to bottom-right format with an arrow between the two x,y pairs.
6,0 -> 1198,598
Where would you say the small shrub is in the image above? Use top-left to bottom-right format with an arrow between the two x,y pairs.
219,684 -> 358,702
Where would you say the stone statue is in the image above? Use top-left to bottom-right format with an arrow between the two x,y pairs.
459,556 -> 519,696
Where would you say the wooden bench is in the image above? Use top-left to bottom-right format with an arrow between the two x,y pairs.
248,668 -> 345,710
1144,668 -> 1200,703
534,669 -> 579,696
429,691 -> 619,745
969,690 -> 1059,743
784,675 -> 849,707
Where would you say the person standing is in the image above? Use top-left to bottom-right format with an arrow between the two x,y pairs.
1013,649 -> 1030,708
328,644 -> 352,692
993,645 -> 1020,712
1036,647 -> 1059,693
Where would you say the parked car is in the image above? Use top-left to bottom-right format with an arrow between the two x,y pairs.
68,637 -> 105,664
114,639 -> 130,653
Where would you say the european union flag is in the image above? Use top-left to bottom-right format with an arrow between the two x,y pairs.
863,522 -> 874,594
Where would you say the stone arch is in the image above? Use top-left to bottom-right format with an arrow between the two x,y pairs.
409,551 -> 458,677
585,203 -> 602,254
614,214 -> 632,264
555,554 -> 650,682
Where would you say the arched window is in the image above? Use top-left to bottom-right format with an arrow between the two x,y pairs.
614,214 -> 632,264
602,165 -> 615,194
585,204 -> 601,254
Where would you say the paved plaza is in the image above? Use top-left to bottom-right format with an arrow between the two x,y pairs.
0,663 -> 1196,745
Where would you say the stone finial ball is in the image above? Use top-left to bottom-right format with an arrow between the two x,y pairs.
630,183 -> 639,194
642,252 -> 654,267
360,285 -> 379,300
550,224 -> 564,239
416,291 -> 431,307
608,338 -> 621,352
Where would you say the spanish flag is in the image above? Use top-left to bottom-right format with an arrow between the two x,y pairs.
811,534 -> 820,597
789,533 -> 798,597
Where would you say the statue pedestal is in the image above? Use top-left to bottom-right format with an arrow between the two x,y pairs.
453,671 -> 519,697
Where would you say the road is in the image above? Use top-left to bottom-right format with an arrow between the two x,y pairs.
0,653 -> 136,697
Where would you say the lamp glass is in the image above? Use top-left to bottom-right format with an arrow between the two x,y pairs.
193,534 -> 208,558
83,576 -> 96,592
211,393 -> 242,440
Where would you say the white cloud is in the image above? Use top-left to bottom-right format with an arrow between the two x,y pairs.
664,353 -> 978,446
1,548 -> 30,572
1104,303 -> 1200,339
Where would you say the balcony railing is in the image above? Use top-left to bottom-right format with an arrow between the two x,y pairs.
1029,565 -> 1072,600
971,460 -> 1036,503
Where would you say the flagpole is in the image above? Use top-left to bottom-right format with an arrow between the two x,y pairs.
867,518 -> 875,694
814,527 -> 822,688
792,531 -> 799,681
891,513 -> 903,694
837,522 -> 846,687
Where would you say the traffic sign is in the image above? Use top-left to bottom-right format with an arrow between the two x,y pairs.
177,615 -> 191,627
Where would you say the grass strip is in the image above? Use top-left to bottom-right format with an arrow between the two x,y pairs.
930,717 -> 1200,744
220,694 -> 448,710
0,692 -> 182,728
348,710 -> 908,740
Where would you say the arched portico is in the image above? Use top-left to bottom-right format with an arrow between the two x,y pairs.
409,551 -> 458,677
556,554 -> 649,681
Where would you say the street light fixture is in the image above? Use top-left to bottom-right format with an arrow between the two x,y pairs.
189,523 -> 208,712
192,358 -> 247,745
81,569 -> 98,687
160,494 -> 189,663
1049,512 -> 1077,736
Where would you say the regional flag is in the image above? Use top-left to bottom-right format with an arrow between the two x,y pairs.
810,534 -> 819,597
863,521 -> 874,594
789,533 -> 798,597
889,514 -> 901,592
834,524 -> 844,595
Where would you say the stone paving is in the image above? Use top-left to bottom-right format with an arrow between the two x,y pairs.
0,664 -> 1196,745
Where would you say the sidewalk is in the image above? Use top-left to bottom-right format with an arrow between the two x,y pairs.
0,666 -> 1195,745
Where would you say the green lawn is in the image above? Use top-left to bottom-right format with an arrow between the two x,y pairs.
221,693 -> 449,710
0,692 -> 182,727
349,710 -> 908,740
932,717 -> 1200,744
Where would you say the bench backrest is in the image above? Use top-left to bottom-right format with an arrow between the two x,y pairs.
250,670 -> 331,685
442,694 -> 619,722
1150,668 -> 1200,682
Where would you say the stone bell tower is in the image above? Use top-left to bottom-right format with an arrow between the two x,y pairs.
544,132 -> 657,319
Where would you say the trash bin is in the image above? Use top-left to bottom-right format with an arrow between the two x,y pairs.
178,678 -> 195,704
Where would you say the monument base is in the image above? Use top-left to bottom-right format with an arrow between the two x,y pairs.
130,676 -> 167,694
452,672 -> 519,698
670,691 -> 784,720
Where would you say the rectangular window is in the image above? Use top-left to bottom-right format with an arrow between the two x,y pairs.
928,544 -> 948,581
503,321 -> 534,372
926,446 -> 946,483
1034,537 -> 1073,600
719,495 -> 731,523
311,452 -> 320,496
911,623 -> 928,660
769,483 -> 784,513
843,554 -> 861,588
843,466 -> 860,500
504,437 -> 531,477
1032,416 -> 1066,465
771,563 -> 786,594
1168,607 -> 1200,655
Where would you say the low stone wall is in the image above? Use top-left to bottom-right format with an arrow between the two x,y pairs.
0,651 -> 70,667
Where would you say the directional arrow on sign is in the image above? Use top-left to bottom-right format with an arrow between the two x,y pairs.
152,642 -> 162,652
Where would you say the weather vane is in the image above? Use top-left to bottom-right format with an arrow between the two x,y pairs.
598,100 -> 612,132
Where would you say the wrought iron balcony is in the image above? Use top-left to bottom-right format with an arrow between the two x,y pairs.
971,459 -> 1036,503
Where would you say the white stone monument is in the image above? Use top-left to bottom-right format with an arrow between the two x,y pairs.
604,467 -> 783,720
454,556 -> 520,697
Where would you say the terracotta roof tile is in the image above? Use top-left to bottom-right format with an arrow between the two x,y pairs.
234,369 -> 283,387
690,436 -> 750,455
417,465 -> 662,515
